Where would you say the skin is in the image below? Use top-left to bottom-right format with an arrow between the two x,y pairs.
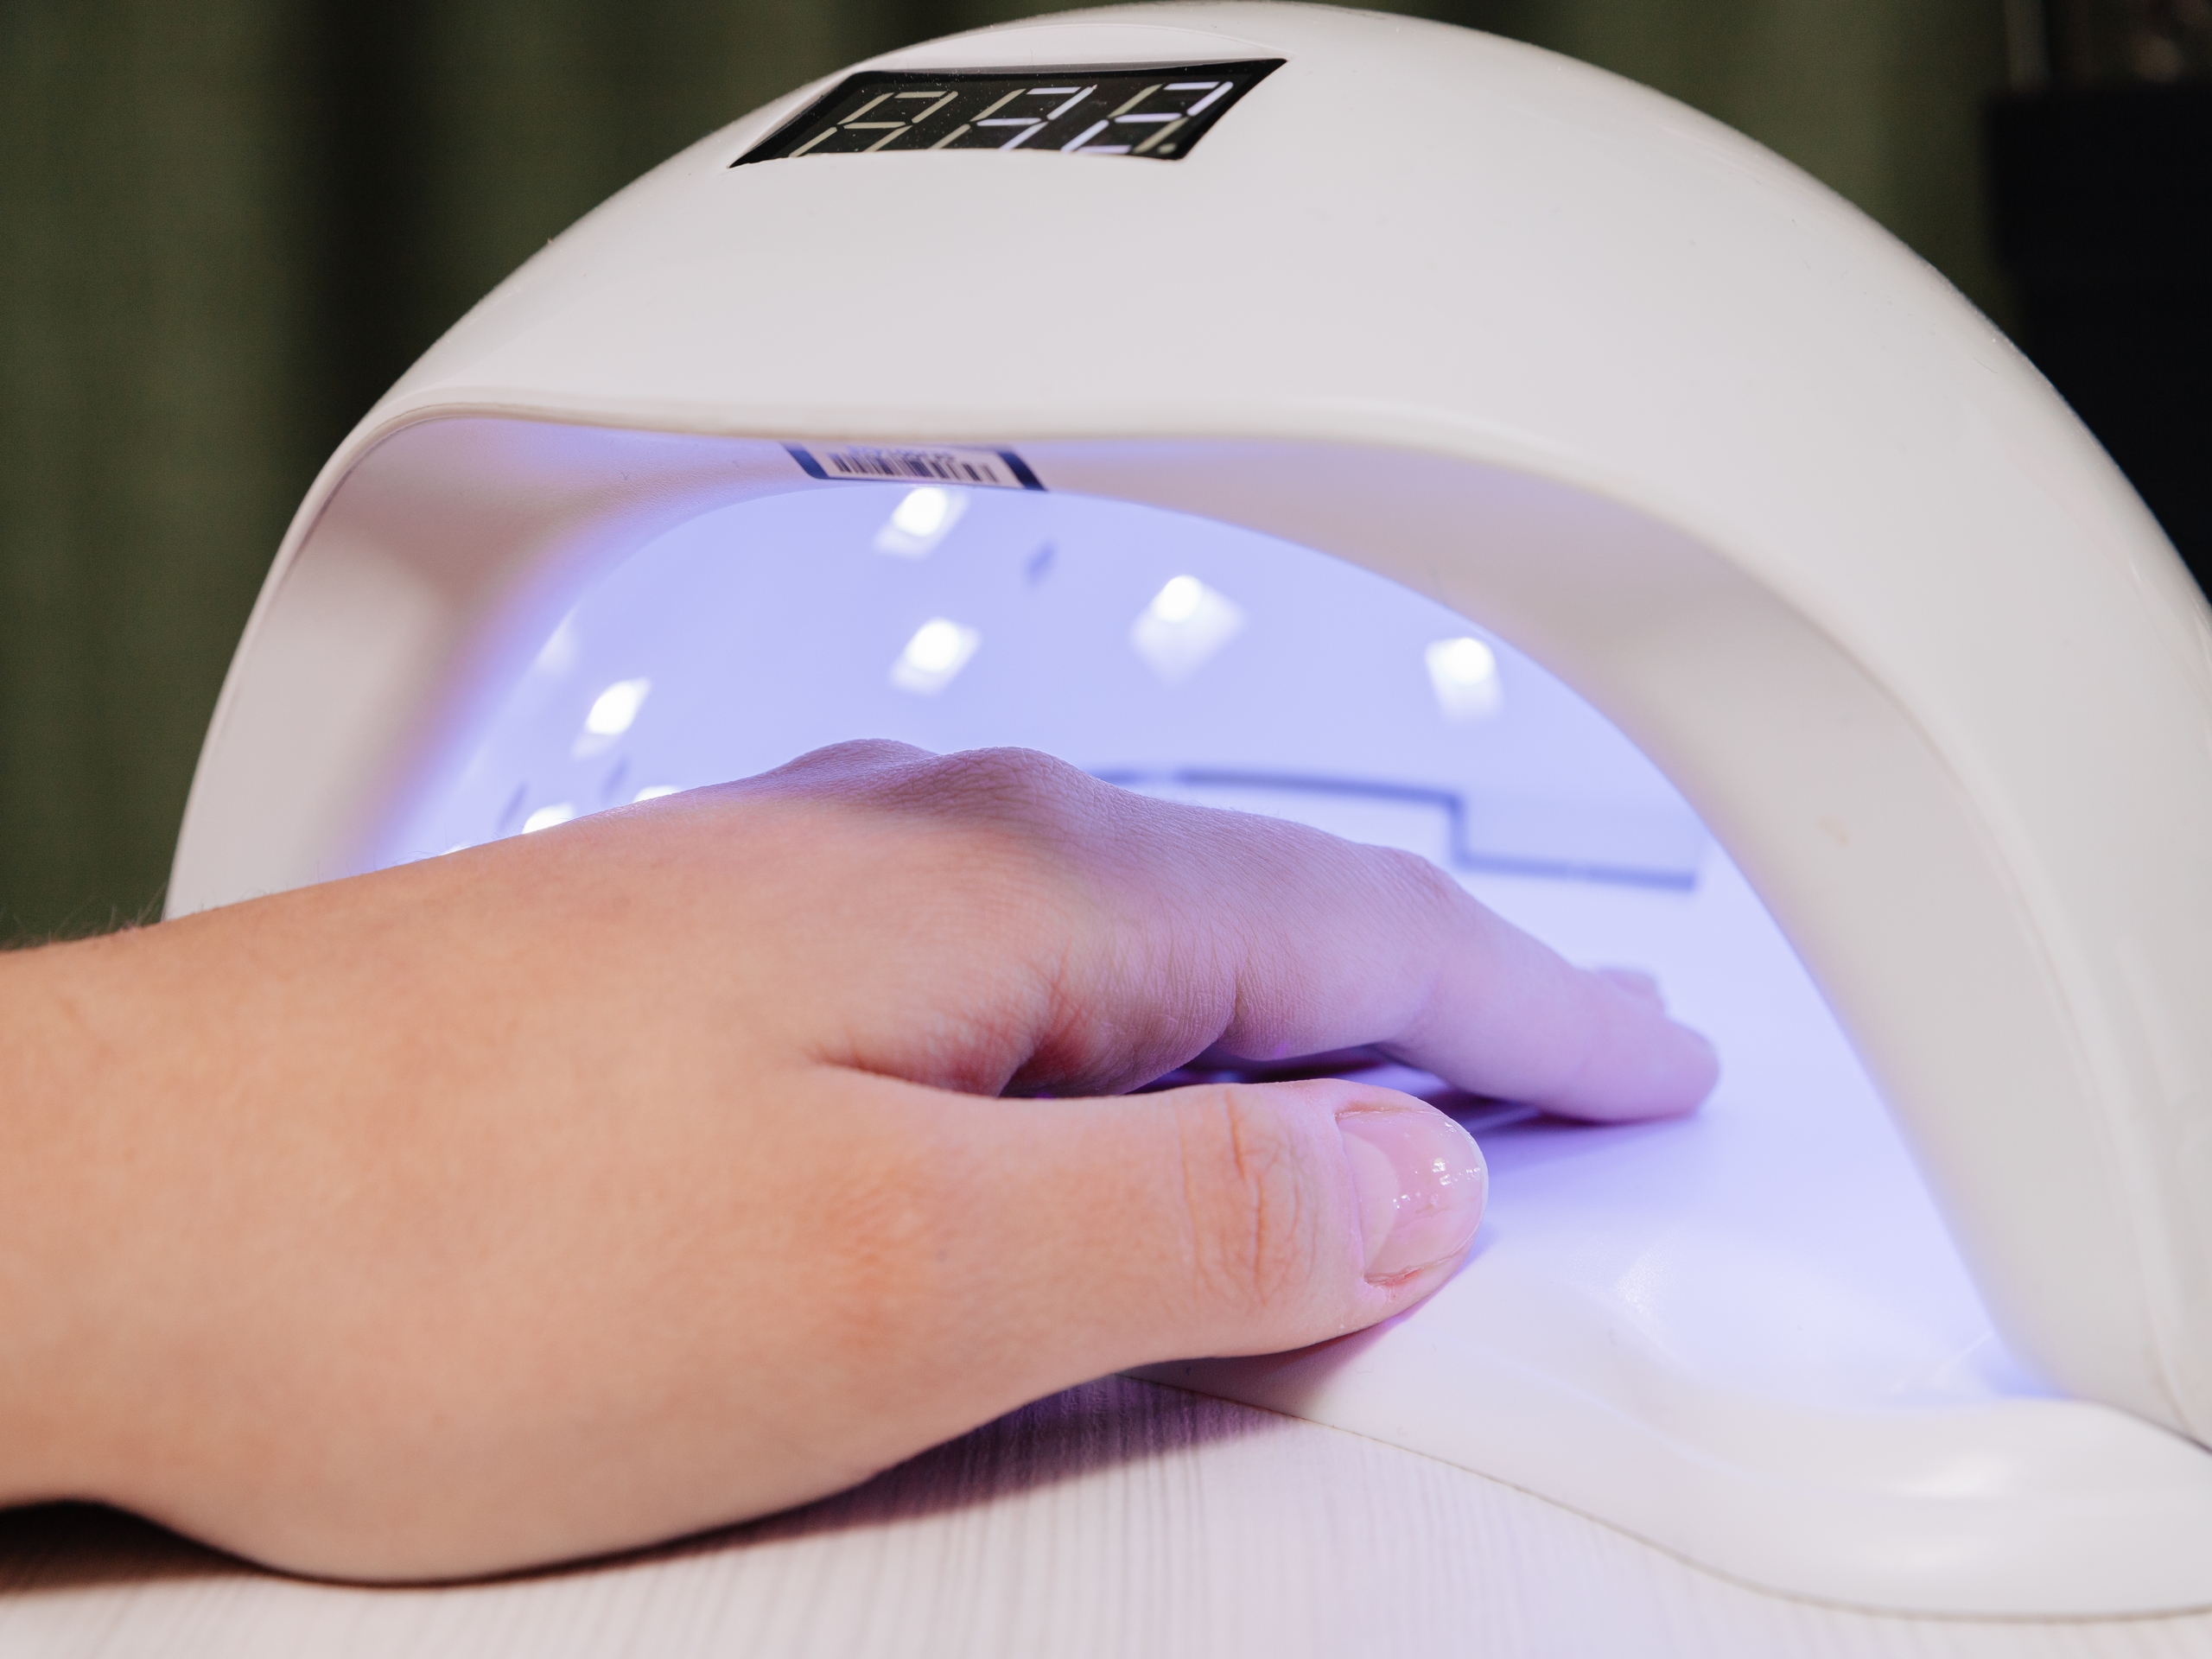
0,741 -> 1715,1582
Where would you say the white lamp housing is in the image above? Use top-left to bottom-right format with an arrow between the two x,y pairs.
170,3 -> 2212,1614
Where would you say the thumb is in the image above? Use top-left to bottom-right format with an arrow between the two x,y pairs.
944,1077 -> 1488,1381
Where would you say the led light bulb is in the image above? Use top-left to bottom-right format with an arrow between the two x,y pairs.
890,617 -> 981,695
1130,575 -> 1244,683
584,677 -> 651,736
570,676 -> 651,757
1152,574 -> 1205,623
893,487 -> 950,537
874,486 -> 969,556
1426,636 -> 1503,721
906,620 -> 964,671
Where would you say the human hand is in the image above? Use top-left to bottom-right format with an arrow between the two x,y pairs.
0,742 -> 1714,1580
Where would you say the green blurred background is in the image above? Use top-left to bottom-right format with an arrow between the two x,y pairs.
0,0 -> 2017,938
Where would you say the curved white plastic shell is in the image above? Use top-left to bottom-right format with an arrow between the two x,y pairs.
169,3 -> 2212,1612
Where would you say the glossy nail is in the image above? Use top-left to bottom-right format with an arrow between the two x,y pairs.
1338,1108 -> 1488,1281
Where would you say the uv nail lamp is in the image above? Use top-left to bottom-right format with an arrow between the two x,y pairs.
171,2 -> 2212,1615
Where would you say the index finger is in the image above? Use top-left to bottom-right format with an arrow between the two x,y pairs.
772,745 -> 1718,1121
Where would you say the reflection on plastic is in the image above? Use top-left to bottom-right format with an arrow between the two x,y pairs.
1097,768 -> 1700,889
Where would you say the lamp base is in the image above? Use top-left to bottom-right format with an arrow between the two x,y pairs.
1140,849 -> 2212,1617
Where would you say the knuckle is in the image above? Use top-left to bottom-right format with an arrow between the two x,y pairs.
1365,843 -> 1464,924
922,747 -> 1093,827
775,745 -> 1109,895
1176,1086 -> 1329,1319
1373,842 -> 1452,896
900,751 -> 1114,893
780,738 -> 935,778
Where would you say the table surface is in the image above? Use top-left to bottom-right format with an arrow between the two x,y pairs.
5,1377 -> 2210,1658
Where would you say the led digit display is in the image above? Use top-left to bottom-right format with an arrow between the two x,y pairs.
734,60 -> 1283,164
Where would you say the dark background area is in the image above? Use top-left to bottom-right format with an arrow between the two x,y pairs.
0,0 -> 2194,937
1987,3 -> 2212,585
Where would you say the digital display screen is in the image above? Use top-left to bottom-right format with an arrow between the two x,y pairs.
734,60 -> 1283,164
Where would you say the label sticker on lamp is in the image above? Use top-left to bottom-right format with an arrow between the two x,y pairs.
785,443 -> 1044,490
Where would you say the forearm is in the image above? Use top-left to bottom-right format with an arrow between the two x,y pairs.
0,927 -> 176,1510
0,899 -> 450,1529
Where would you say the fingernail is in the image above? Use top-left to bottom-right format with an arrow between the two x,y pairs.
1338,1109 -> 1488,1281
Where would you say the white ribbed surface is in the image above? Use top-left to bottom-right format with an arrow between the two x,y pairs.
3,1379 -> 2207,1659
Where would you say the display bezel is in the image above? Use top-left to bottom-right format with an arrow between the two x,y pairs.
733,60 -> 1286,165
